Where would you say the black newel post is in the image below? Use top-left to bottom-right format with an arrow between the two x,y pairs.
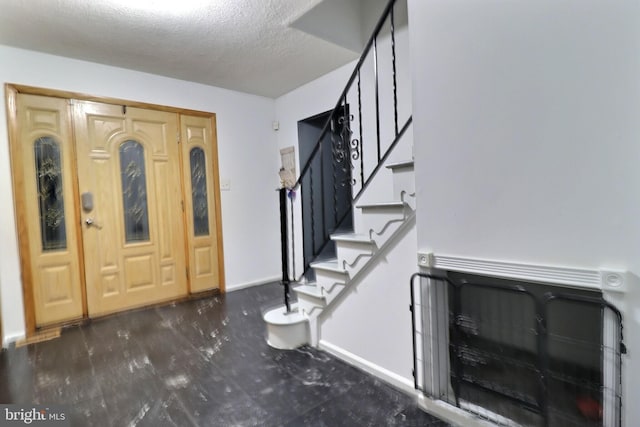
279,188 -> 291,313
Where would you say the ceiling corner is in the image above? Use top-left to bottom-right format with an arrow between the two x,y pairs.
290,0 -> 365,54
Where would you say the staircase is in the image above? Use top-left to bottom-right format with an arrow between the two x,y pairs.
265,158 -> 415,349
263,0 -> 412,350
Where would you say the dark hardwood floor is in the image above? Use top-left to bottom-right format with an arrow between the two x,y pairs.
0,282 -> 448,426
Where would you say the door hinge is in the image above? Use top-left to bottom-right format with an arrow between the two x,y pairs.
181,200 -> 184,212
186,268 -> 189,280
177,132 -> 180,144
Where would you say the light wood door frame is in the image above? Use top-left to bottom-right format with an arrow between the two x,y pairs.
6,84 -> 226,337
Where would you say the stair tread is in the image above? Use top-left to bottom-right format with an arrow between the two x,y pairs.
310,259 -> 348,274
263,303 -> 307,325
330,233 -> 373,244
293,283 -> 325,299
385,160 -> 414,170
356,201 -> 406,209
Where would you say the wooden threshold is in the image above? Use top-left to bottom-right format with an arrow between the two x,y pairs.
13,288 -> 223,348
15,328 -> 61,347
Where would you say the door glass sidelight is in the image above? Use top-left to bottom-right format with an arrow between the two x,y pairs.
119,140 -> 150,242
190,147 -> 209,236
34,136 -> 67,251
180,114 -> 221,293
16,93 -> 84,326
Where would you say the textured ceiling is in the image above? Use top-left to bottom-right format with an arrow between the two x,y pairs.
0,0 -> 363,98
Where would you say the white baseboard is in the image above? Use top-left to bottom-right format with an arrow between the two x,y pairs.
318,339 -> 415,396
226,276 -> 280,292
3,332 -> 25,348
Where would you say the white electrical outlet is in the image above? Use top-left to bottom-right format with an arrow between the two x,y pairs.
220,179 -> 231,191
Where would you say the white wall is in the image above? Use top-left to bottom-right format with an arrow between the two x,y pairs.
275,60 -> 357,156
409,0 -> 640,424
319,220 -> 417,392
0,45 -> 281,343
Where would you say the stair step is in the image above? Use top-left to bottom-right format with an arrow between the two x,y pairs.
330,233 -> 373,244
385,160 -> 414,171
263,303 -> 309,349
310,259 -> 348,275
293,283 -> 325,300
263,303 -> 306,326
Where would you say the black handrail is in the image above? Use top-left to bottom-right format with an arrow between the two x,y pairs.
279,0 -> 411,289
355,116 -> 412,203
292,0 -> 403,190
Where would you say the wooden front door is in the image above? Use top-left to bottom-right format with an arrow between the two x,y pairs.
14,94 -> 85,326
73,101 -> 188,316
10,87 -> 225,330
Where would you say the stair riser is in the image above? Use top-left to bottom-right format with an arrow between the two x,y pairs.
359,213 -> 406,246
359,207 -> 406,227
296,295 -> 325,318
335,241 -> 374,276
391,167 -> 415,202
318,288 -> 344,306
313,269 -> 347,292
294,281 -> 343,306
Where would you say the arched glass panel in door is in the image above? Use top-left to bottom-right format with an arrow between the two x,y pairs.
190,147 -> 209,236
120,140 -> 150,242
34,136 -> 67,251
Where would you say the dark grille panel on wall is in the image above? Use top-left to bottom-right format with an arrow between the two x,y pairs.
410,272 -> 624,427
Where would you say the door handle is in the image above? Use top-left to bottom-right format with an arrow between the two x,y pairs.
85,218 -> 103,229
